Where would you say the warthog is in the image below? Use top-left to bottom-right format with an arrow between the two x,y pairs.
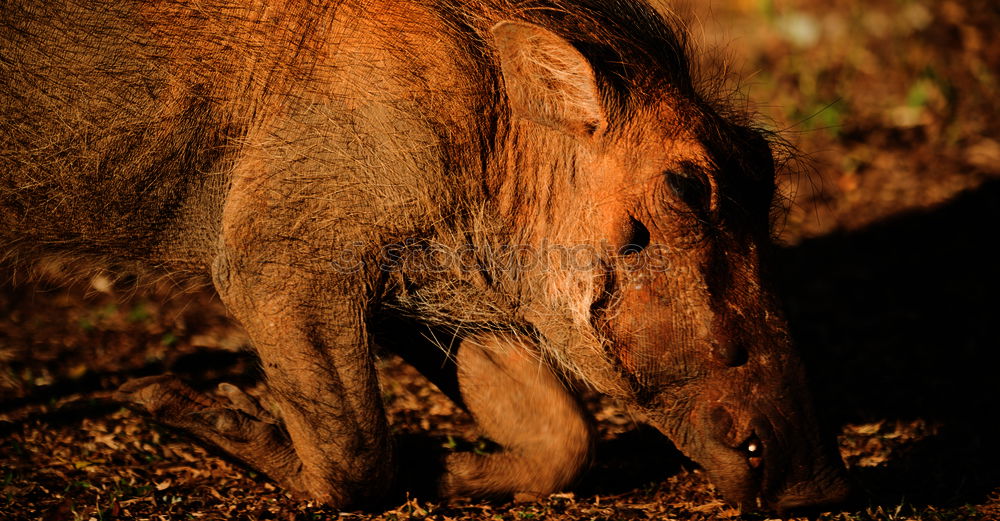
1,0 -> 851,513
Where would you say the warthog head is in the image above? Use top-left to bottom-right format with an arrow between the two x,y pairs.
489,11 -> 851,512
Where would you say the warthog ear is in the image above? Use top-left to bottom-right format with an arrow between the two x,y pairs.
491,21 -> 607,137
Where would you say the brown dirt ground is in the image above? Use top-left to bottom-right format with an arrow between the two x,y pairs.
2,1 -> 999,519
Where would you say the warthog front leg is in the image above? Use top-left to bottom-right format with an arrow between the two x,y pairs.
117,282 -> 394,508
209,258 -> 393,506
441,333 -> 595,500
116,233 -> 396,507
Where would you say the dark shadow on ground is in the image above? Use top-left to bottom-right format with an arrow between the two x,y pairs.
776,177 -> 1000,507
0,397 -> 123,437
576,424 -> 689,496
0,348 -> 261,415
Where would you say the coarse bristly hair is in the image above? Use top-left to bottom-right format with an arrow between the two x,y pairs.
376,0 -> 781,392
1,0 -> 783,394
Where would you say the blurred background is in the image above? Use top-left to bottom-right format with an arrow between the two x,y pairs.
2,1 -> 998,519
673,0 -> 998,239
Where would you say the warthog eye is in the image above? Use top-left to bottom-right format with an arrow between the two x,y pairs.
713,341 -> 749,367
741,434 -> 764,469
667,163 -> 712,213
619,217 -> 650,255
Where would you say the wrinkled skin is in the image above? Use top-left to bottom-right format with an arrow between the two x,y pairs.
0,0 -> 850,513
591,102 -> 852,511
